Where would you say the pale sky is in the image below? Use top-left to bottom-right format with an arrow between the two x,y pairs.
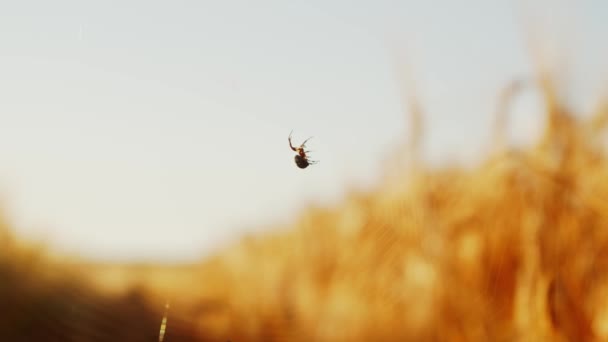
0,1 -> 606,262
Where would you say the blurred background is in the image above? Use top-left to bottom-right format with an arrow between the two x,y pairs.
1,1 -> 608,341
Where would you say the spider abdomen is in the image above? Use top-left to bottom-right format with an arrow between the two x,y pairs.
294,155 -> 309,169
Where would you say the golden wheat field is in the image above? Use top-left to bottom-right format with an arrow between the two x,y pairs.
2,67 -> 608,342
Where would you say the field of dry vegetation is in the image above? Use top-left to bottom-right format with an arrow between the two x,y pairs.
2,66 -> 608,341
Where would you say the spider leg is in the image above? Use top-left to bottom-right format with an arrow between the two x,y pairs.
288,130 -> 297,151
299,136 -> 313,148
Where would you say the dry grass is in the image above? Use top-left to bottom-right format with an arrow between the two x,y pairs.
2,69 -> 608,341
177,71 -> 608,342
0,218 -> 203,341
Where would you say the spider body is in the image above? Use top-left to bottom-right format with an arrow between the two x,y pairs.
288,131 -> 317,169
294,154 -> 310,168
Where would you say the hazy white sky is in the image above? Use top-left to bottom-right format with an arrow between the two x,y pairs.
0,0 -> 606,262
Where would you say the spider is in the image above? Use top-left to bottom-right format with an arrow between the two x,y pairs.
288,130 -> 318,169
